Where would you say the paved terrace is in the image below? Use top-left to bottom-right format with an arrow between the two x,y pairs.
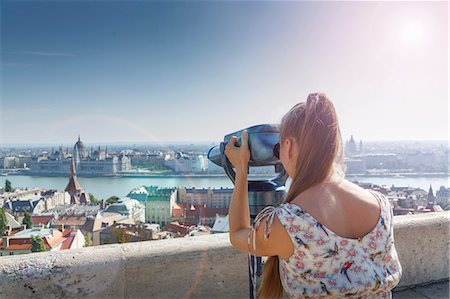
0,212 -> 449,298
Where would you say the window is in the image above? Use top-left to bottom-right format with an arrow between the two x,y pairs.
9,252 -> 14,255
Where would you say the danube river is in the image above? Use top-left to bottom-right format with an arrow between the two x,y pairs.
0,175 -> 449,200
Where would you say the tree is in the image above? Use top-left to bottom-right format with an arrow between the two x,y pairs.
31,235 -> 46,252
84,232 -> 93,247
23,212 -> 32,229
89,193 -> 100,204
106,196 -> 119,205
5,179 -> 12,192
0,208 -> 8,237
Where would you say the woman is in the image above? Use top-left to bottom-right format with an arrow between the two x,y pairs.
225,93 -> 402,298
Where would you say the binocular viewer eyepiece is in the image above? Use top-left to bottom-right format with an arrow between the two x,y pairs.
207,124 -> 287,184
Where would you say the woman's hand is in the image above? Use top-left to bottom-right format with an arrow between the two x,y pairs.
224,130 -> 250,174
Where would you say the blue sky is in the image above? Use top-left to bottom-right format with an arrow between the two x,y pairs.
1,1 -> 448,145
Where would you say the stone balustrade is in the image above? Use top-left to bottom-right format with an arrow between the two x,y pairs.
0,212 -> 449,298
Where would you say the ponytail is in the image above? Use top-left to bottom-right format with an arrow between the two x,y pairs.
258,93 -> 344,298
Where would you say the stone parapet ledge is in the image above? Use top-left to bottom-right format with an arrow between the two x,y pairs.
393,211 -> 450,289
0,212 -> 449,298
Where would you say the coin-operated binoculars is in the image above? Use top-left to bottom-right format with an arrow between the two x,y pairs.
208,124 -> 288,298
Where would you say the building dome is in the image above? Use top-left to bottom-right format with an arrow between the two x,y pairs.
74,136 -> 87,152
73,135 -> 89,160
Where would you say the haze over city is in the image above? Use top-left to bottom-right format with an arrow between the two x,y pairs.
1,1 -> 448,145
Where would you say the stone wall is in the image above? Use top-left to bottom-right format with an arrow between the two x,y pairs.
0,212 -> 449,298
392,212 -> 450,288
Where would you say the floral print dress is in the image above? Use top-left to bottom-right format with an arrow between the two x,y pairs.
249,190 -> 402,298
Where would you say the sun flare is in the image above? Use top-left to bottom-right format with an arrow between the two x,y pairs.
400,20 -> 425,44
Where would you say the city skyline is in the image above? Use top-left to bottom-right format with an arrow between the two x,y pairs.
0,137 -> 448,148
1,1 -> 448,144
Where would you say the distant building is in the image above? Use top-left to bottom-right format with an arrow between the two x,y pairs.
130,152 -> 165,169
0,156 -> 17,169
345,135 -> 364,157
50,203 -> 132,246
2,199 -> 40,216
211,215 -> 229,233
164,153 -> 207,173
364,153 -> 399,169
103,198 -> 145,224
52,204 -> 102,232
165,222 -> 190,237
402,151 -> 437,170
436,186 -> 450,208
0,188 -> 43,202
177,187 -> 233,209
32,215 -> 54,228
165,221 -> 210,237
2,189 -> 70,217
127,186 -> 177,227
99,223 -> 167,245
39,190 -> 71,212
4,211 -> 22,231
29,136 -> 131,176
345,135 -> 358,156
171,203 -> 228,227
0,227 -> 85,256
0,155 -> 31,169
344,158 -> 366,174
73,135 -> 89,165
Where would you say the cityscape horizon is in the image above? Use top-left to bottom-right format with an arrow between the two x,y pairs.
0,136 -> 448,148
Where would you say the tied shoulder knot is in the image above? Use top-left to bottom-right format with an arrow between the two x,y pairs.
247,205 -> 280,297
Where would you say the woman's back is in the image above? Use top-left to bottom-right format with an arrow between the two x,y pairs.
275,182 -> 402,298
292,179 -> 383,240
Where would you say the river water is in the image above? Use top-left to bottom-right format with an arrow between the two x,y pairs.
0,175 -> 448,200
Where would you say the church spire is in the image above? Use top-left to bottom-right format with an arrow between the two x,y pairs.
65,157 -> 82,193
427,184 -> 435,208
70,156 -> 76,176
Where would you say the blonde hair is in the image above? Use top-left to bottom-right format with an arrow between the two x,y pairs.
258,93 -> 344,299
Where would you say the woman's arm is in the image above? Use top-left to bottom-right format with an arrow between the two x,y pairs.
228,168 -> 250,245
224,130 -> 251,243
225,131 -> 294,259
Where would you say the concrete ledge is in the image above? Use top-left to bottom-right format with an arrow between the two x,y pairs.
393,212 -> 450,289
0,212 -> 449,298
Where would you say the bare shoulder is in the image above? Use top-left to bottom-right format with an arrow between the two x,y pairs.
291,179 -> 381,239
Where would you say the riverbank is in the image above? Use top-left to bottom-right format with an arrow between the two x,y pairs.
1,174 -> 448,201
2,171 -> 449,179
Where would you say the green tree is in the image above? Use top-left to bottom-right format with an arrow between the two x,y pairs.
106,196 -> 120,205
5,179 -> 12,192
0,208 -> 8,237
84,232 -> 93,247
89,193 -> 100,204
23,212 -> 32,229
30,235 -> 46,252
